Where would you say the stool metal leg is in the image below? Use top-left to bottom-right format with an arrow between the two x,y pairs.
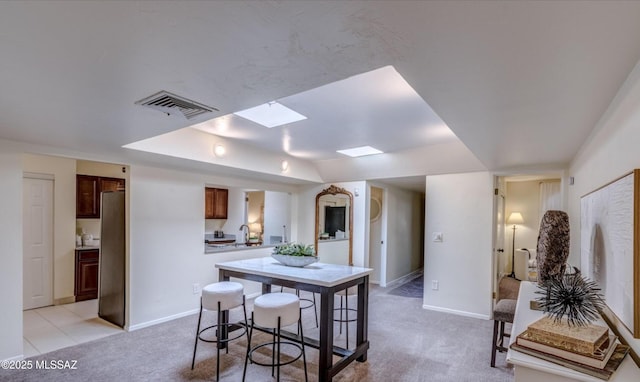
276,316 -> 281,382
345,294 -> 350,349
299,309 -> 308,382
270,329 -> 276,377
191,298 -> 203,370
339,296 -> 344,334
242,296 -> 250,342
312,293 -> 318,328
242,312 -> 254,382
216,301 -> 221,381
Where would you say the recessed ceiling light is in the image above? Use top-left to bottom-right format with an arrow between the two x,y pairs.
336,146 -> 384,157
233,101 -> 307,128
213,144 -> 226,157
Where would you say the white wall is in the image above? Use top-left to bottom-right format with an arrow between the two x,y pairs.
568,59 -> 640,357
0,145 -> 23,360
504,180 -> 544,276
23,154 -> 77,302
423,171 -> 494,319
128,165 -> 298,329
505,180 -> 541,252
263,191 -> 291,244
382,184 -> 424,285
77,159 -> 127,178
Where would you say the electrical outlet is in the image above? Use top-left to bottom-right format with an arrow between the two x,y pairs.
192,283 -> 200,295
431,280 -> 439,290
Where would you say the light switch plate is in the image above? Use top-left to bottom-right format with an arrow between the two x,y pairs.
432,232 -> 443,242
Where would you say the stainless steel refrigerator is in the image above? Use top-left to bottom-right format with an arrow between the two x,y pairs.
99,190 -> 125,328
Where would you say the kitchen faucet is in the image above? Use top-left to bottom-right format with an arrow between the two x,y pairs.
239,224 -> 250,244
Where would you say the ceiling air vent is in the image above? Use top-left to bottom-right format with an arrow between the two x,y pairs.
135,91 -> 218,120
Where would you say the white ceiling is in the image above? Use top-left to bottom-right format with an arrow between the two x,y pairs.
190,65 -> 456,161
1,1 -> 640,191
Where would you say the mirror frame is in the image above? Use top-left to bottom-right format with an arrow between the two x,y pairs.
315,185 -> 354,265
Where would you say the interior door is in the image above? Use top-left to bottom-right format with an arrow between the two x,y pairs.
23,176 -> 54,310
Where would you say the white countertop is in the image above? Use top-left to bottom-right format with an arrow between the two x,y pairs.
507,281 -> 639,382
216,257 -> 372,287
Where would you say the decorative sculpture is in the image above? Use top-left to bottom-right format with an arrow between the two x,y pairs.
536,210 -> 570,285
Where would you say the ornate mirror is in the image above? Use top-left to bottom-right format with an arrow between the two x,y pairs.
315,185 -> 353,265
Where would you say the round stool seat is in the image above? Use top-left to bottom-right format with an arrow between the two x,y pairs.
254,293 -> 300,328
493,299 -> 516,323
202,281 -> 244,311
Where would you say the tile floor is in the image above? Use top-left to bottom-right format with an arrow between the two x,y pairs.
23,299 -> 123,357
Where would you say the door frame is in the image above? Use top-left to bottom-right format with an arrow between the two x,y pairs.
492,175 -> 506,305
367,184 -> 388,286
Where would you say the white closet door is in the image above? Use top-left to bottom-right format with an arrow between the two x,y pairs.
23,177 -> 54,310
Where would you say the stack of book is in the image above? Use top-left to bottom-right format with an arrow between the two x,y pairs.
511,316 -> 630,380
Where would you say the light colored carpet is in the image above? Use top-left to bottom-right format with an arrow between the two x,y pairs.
1,284 -> 514,381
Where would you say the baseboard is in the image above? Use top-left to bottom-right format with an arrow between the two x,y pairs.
422,304 -> 490,320
54,296 -> 76,305
245,291 -> 262,300
385,269 -> 423,289
2,354 -> 24,362
127,308 -> 199,332
127,291 -> 264,332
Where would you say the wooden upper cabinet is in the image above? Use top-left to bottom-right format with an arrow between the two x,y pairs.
100,177 -> 125,193
76,175 -> 126,218
77,175 -> 100,218
205,187 -> 228,219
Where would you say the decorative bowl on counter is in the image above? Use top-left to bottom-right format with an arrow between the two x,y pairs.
271,254 -> 318,267
271,242 -> 317,267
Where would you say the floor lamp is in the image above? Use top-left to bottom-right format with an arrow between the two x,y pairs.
507,212 -> 524,279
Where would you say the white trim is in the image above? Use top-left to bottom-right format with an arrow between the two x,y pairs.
422,304 -> 490,320
380,185 -> 388,286
125,291 -> 262,332
126,308 -> 199,331
23,172 -> 54,180
2,354 -> 25,362
246,291 -> 262,300
386,269 -> 423,289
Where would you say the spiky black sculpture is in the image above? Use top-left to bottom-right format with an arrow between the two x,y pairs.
535,274 -> 605,327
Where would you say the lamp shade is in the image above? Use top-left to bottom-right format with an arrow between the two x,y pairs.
507,212 -> 524,225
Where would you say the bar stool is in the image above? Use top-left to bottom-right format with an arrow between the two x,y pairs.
191,281 -> 248,381
334,286 -> 357,349
243,292 -> 308,382
278,286 -> 319,331
490,275 -> 520,367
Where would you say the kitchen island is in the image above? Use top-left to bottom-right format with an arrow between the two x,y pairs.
217,257 -> 372,382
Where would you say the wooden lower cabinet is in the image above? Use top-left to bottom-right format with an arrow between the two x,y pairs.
75,249 -> 99,301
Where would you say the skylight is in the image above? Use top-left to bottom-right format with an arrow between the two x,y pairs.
336,146 -> 384,157
233,101 -> 307,128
